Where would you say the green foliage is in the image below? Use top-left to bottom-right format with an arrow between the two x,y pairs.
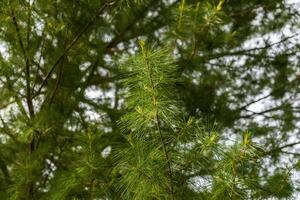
0,0 -> 299,199
114,141 -> 169,199
263,171 -> 293,198
114,44 -> 265,199
116,43 -> 179,199
48,129 -> 112,199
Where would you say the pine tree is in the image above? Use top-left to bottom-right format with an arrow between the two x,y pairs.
0,0 -> 299,199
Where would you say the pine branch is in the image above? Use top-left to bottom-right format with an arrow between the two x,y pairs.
140,42 -> 175,199
10,3 -> 36,198
264,141 -> 300,155
10,4 -> 35,119
116,42 -> 180,199
33,0 -> 116,98
32,27 -> 46,94
204,32 -> 300,60
238,93 -> 272,111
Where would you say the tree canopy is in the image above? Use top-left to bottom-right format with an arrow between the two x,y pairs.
0,0 -> 300,199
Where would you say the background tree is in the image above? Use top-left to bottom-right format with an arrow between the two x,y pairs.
0,0 -> 300,199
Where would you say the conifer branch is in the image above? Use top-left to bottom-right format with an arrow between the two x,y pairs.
48,56 -> 64,106
140,42 -> 175,199
203,32 -> 300,60
10,4 -> 35,119
32,27 -> 46,94
33,0 -> 116,98
10,4 -> 36,197
264,141 -> 300,155
106,0 -> 159,52
238,93 -> 272,111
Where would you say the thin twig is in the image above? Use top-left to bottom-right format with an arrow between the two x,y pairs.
264,141 -> 300,155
